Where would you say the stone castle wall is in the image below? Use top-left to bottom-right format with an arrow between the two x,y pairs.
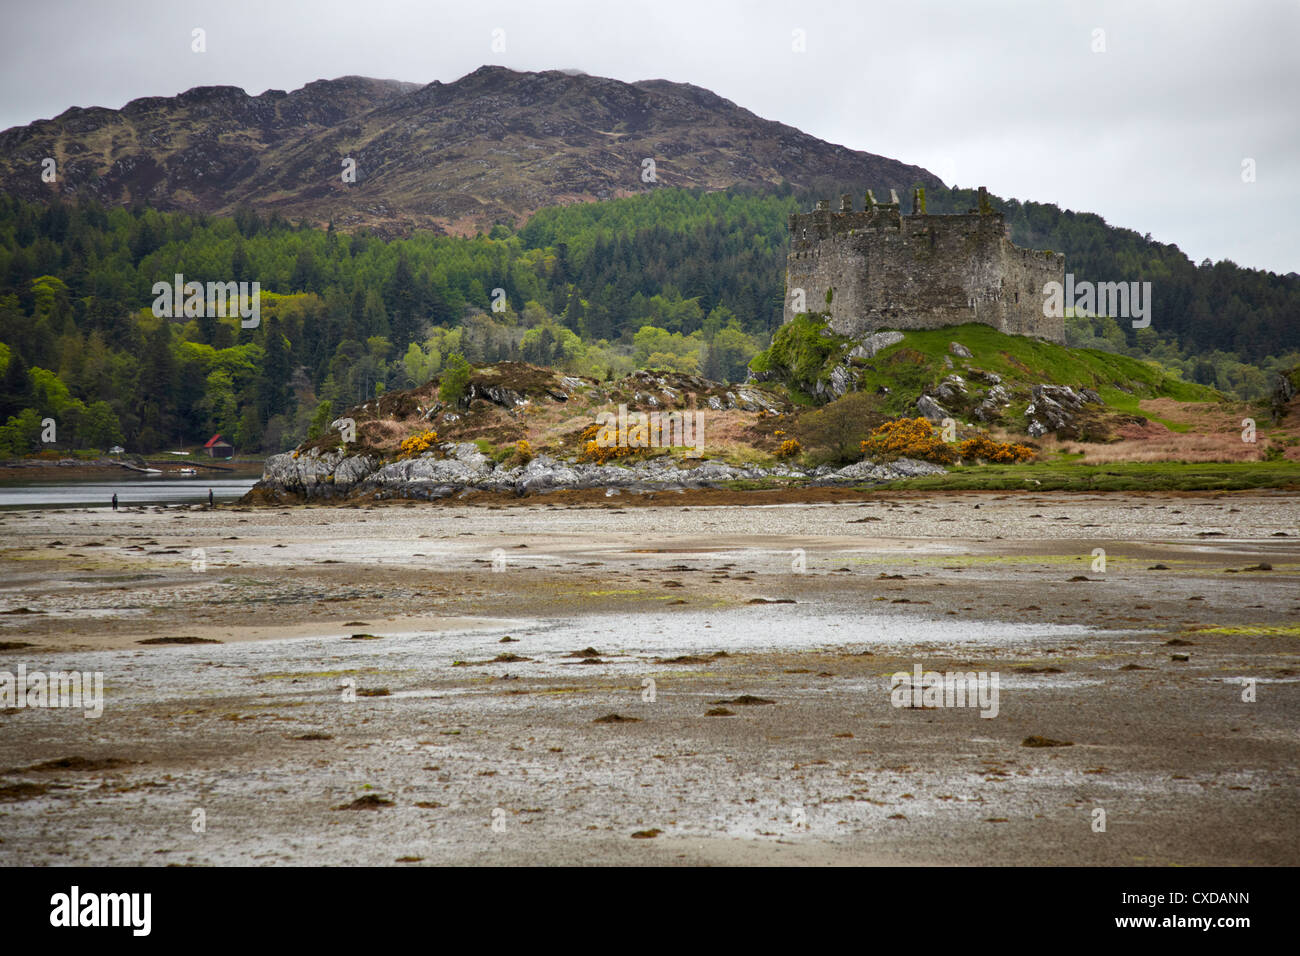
783,189 -> 1065,343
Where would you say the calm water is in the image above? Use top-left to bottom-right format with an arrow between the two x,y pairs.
0,475 -> 260,510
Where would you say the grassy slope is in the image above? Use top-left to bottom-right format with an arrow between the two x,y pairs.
860,323 -> 1217,410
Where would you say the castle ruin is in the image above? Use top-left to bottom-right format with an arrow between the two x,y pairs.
785,186 -> 1065,343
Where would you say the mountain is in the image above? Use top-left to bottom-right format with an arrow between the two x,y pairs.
0,66 -> 942,236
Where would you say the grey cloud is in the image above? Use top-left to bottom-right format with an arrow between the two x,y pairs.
1,0 -> 1294,271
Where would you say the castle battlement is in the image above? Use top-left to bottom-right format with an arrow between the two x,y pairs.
784,186 -> 1066,343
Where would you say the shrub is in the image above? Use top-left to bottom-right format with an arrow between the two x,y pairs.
776,438 -> 802,459
861,417 -> 957,465
577,421 -> 639,464
398,429 -> 438,459
794,390 -> 888,464
747,313 -> 848,385
306,400 -> 333,440
515,439 -> 534,463
957,434 -> 1036,463
438,353 -> 472,405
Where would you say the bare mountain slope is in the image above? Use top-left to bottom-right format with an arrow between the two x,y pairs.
1,66 -> 941,235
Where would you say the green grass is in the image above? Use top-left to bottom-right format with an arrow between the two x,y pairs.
751,321 -> 1227,423
473,438 -> 516,465
749,312 -> 852,385
854,323 -> 1220,417
888,459 -> 1300,491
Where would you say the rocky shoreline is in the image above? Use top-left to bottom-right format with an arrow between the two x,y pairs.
248,442 -> 947,502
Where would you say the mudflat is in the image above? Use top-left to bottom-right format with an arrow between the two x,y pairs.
0,490 -> 1296,865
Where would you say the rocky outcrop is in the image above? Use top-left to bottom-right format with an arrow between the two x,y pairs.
257,447 -> 373,499
812,363 -> 858,401
816,457 -> 947,483
467,382 -> 528,410
916,394 -> 948,423
802,330 -> 909,402
1024,384 -> 1101,437
848,331 -> 904,360
973,384 -> 1011,423
932,375 -> 967,404
249,441 -> 947,502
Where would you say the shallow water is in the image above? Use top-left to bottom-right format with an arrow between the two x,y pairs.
0,476 -> 258,510
8,607 -> 1105,710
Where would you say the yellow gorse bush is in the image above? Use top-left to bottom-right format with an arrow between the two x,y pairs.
860,418 -> 1036,465
957,434 -> 1036,463
577,421 -> 640,464
776,438 -> 802,458
398,429 -> 438,459
861,417 -> 956,464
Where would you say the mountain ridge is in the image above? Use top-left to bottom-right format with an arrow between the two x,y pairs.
1,66 -> 942,236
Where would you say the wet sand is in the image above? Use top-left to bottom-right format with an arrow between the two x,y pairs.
0,491 -> 1297,865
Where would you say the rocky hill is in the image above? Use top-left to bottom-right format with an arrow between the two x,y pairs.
247,361 -> 948,503
246,327 -> 1298,504
3,67 -> 941,236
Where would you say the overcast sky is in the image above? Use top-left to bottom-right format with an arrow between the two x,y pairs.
2,0 -> 1296,273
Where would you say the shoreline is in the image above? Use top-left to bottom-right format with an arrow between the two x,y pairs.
0,459 -> 262,483
1,491 -> 1295,865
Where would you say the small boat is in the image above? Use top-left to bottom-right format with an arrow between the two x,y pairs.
175,467 -> 198,476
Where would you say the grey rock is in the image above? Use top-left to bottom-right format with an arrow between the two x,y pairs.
735,387 -> 782,414
973,384 -> 1010,423
933,375 -> 967,403
916,394 -> 948,422
446,442 -> 492,467
333,455 -> 378,491
468,383 -> 528,410
515,455 -> 584,494
1025,384 -> 1087,432
366,455 -> 489,489
828,364 -> 856,399
1033,384 -> 1084,407
949,342 -> 973,358
847,330 -> 904,360
826,457 -> 947,483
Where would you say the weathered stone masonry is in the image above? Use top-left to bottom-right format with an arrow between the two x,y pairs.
784,186 -> 1065,343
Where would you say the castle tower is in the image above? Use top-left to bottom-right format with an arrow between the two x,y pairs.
783,186 -> 1065,343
